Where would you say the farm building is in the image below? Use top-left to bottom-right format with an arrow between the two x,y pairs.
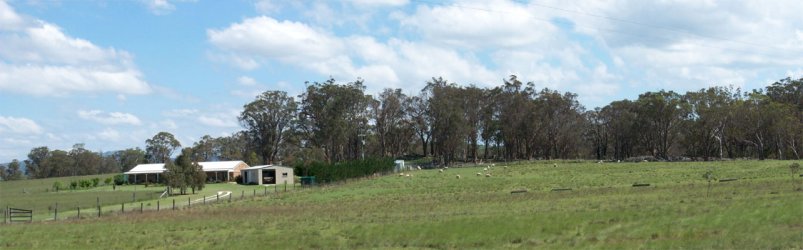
199,161 -> 249,182
123,163 -> 165,184
240,165 -> 294,185
124,161 -> 249,184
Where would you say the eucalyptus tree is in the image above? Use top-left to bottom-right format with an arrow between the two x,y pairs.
145,132 -> 181,163
239,90 -> 298,164
298,78 -> 372,163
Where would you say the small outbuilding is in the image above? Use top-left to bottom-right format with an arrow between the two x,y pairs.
240,165 -> 294,185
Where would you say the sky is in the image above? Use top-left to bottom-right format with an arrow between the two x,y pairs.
1,0 -> 802,163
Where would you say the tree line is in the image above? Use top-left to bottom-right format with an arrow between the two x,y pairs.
4,75 -> 800,180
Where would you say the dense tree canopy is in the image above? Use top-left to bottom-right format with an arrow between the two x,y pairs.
10,76 -> 803,180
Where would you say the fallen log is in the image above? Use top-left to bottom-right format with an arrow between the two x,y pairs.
632,183 -> 650,187
510,189 -> 528,194
719,178 -> 738,182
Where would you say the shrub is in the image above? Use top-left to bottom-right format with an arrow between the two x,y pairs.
104,178 -> 112,185
234,175 -> 243,184
91,178 -> 100,187
70,180 -> 78,190
52,181 -> 63,192
113,174 -> 128,185
79,179 -> 93,188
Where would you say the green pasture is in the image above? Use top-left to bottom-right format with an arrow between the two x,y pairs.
1,160 -> 801,249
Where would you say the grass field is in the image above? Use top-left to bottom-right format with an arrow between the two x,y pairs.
1,160 -> 801,249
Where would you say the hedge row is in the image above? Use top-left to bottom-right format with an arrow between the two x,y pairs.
294,158 -> 395,183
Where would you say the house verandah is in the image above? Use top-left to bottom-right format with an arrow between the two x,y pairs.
124,161 -> 249,184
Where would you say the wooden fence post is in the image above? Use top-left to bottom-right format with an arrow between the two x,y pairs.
132,192 -> 136,203
188,196 -> 191,208
121,203 -> 125,213
172,199 -> 176,210
54,203 -> 58,221
77,207 -> 80,219
157,200 -> 160,211
284,181 -> 287,192
5,206 -> 8,224
228,193 -> 232,203
216,193 -> 219,202
97,197 -> 101,217
241,190 -> 244,199
140,203 -> 143,213
264,186 -> 267,196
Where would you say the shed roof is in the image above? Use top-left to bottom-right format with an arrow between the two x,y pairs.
124,163 -> 166,174
199,161 -> 247,172
242,165 -> 293,171
125,161 -> 248,174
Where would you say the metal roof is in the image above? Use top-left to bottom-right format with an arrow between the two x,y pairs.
242,165 -> 293,171
124,163 -> 166,174
124,161 -> 248,174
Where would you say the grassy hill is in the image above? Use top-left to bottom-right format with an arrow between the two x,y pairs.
1,160 -> 801,249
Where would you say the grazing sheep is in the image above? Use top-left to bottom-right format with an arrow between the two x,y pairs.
483,167 -> 488,171
504,166 -> 508,169
417,166 -> 422,170
455,175 -> 461,179
439,169 -> 444,173
476,172 -> 482,176
399,173 -> 405,177
617,160 -> 621,163
553,163 -> 557,167
444,166 -> 449,170
407,174 -> 412,177
597,160 -> 603,164
491,163 -> 496,167
485,173 -> 492,177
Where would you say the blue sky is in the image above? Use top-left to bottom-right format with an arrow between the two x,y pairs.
1,0 -> 802,162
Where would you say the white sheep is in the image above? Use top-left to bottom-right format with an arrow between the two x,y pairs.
455,175 -> 461,179
491,163 -> 496,167
476,172 -> 482,176
399,173 -> 405,177
485,173 -> 492,177
553,163 -> 557,167
405,174 -> 411,177
483,167 -> 488,171
439,169 -> 444,173
416,166 -> 422,170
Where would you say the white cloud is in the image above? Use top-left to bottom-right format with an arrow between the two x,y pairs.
0,2 -> 152,96
98,128 -> 121,141
0,116 -> 43,134
237,76 -> 257,86
254,0 -> 279,13
162,109 -> 198,117
198,115 -> 238,128
347,0 -> 408,8
78,110 -> 142,126
142,0 -> 175,15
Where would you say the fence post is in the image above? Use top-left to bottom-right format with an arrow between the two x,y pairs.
274,184 -> 277,193
132,192 -> 136,203
203,195 -> 206,205
5,206 -> 8,224
264,186 -> 267,196
97,197 -> 101,217
157,200 -> 160,211
54,203 -> 58,221
217,193 -> 219,202
77,207 -> 80,219
140,203 -> 143,213
285,181 -> 287,192
173,199 -> 176,210
241,190 -> 244,200
228,192 -> 232,203
121,203 -> 124,213
253,189 -> 256,198
188,196 -> 191,208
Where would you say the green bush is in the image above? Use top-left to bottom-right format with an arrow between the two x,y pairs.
294,157 -> 394,184
79,179 -> 93,188
104,177 -> 112,185
70,180 -> 78,190
91,178 -> 100,187
113,174 -> 128,185
52,181 -> 63,192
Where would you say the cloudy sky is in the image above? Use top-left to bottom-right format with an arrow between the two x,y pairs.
1,0 -> 802,162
